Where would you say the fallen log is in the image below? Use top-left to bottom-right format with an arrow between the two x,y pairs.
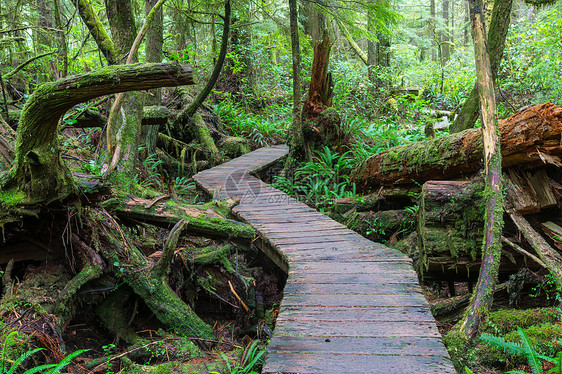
352,103 -> 562,190
103,197 -> 256,240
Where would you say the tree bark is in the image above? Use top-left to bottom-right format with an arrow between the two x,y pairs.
0,63 -> 193,208
286,0 -> 305,161
459,0 -> 503,340
304,33 -> 333,120
75,0 -> 116,64
352,103 -> 562,190
53,0 -> 68,77
143,0 -> 165,155
173,0 -> 230,123
450,0 -> 513,133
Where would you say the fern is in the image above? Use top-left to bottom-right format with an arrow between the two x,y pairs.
547,351 -> 562,374
480,332 -> 526,356
517,327 -> 544,374
480,327 -> 561,374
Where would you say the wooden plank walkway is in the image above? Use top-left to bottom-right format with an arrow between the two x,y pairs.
193,145 -> 456,374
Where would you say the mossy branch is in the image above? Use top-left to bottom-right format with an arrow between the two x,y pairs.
1,63 -> 193,207
154,219 -> 187,279
76,0 -> 116,64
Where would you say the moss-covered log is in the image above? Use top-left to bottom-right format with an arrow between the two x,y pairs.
104,197 -> 256,240
0,63 -> 193,208
90,208 -> 215,340
352,103 -> 562,191
418,180 -> 485,276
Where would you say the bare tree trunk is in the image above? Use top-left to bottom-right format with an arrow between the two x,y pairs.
287,0 -> 305,161
459,0 -> 504,341
53,0 -> 68,77
441,0 -> 450,62
431,0 -> 437,61
451,0 -> 513,133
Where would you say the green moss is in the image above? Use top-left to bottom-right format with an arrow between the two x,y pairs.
219,136 -> 251,158
0,190 -> 28,207
192,245 -> 235,274
445,308 -> 562,372
485,308 -> 561,335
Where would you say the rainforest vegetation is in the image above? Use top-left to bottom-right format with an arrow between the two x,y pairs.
1,0 -> 562,372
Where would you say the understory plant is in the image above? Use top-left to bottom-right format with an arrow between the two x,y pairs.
272,146 -> 357,206
478,327 -> 562,374
209,340 -> 265,374
0,331 -> 88,374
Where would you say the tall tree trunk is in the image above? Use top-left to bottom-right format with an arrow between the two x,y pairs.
53,0 -> 68,77
464,0 -> 469,45
104,0 -> 141,180
441,0 -> 450,63
431,0 -> 437,61
451,0 -> 513,133
35,0 -> 54,81
459,0 -> 503,341
367,12 -> 377,81
287,0 -> 305,161
142,0 -> 165,156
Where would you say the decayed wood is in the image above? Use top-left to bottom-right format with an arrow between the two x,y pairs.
525,169 -> 557,208
0,116 -> 15,168
510,213 -> 562,288
352,102 -> 562,190
504,168 -> 540,214
67,106 -> 172,128
541,221 -> 562,251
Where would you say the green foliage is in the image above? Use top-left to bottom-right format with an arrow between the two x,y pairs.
0,331 -> 88,374
209,341 -> 265,374
480,327 -> 557,374
212,98 -> 288,146
502,8 -> 562,106
272,147 -> 357,206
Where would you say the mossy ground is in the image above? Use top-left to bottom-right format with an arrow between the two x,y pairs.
444,308 -> 562,373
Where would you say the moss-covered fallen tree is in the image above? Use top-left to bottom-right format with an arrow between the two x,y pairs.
352,103 -> 562,191
0,62 -> 193,212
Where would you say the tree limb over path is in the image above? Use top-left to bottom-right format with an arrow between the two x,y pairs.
0,63 -> 193,211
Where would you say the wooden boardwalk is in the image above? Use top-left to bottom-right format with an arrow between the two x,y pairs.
193,145 -> 456,374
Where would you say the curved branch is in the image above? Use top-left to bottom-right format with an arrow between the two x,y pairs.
2,63 -> 193,205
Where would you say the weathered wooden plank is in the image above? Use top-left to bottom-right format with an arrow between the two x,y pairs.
280,293 -> 427,308
274,320 -> 442,338
283,281 -> 421,295
266,336 -> 448,356
262,353 -> 456,374
288,261 -> 414,274
264,228 -> 357,239
277,306 -> 436,322
288,272 -> 420,284
269,235 -> 368,246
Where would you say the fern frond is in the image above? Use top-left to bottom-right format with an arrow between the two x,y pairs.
480,332 -> 526,355
517,327 -> 543,374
